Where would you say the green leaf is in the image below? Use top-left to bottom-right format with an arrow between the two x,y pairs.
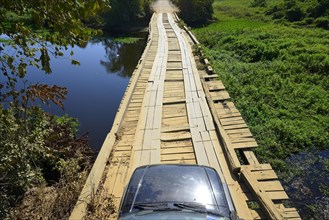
71,59 -> 80,65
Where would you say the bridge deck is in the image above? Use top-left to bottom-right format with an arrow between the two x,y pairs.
71,11 -> 300,220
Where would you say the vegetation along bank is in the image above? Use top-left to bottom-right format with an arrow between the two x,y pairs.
0,0 -> 152,218
174,0 -> 328,218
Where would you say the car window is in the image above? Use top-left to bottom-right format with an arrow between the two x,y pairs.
135,166 -> 216,206
120,165 -> 232,218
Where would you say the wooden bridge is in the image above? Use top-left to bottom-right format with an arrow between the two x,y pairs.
70,3 -> 300,220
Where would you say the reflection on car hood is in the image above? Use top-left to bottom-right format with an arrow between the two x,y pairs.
120,210 -> 228,220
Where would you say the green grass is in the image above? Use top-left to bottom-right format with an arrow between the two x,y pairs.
113,36 -> 143,44
193,0 -> 329,218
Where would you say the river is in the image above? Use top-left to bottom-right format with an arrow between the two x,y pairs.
25,34 -> 147,151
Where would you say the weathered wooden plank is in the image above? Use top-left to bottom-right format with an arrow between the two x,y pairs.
226,128 -> 252,134
241,166 -> 284,219
223,123 -> 249,130
220,116 -> 244,122
253,170 -> 278,181
248,164 -> 272,171
161,131 -> 192,141
206,80 -> 225,91
162,125 -> 190,132
221,119 -> 247,126
230,138 -> 256,143
243,151 -> 260,165
267,191 -> 289,200
229,132 -> 253,139
161,152 -> 196,161
232,141 -> 258,149
162,147 -> 194,155
161,140 -> 193,148
112,165 -> 129,197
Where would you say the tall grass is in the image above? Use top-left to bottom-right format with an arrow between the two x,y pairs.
193,0 -> 329,218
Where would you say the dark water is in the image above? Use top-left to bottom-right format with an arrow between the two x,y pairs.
25,34 -> 147,151
283,149 -> 329,218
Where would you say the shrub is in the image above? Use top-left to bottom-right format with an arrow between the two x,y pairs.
284,0 -> 304,22
315,16 -> 329,29
173,0 -> 214,25
102,0 -> 152,29
250,0 -> 267,8
0,106 -> 92,219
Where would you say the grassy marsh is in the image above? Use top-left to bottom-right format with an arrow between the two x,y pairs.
193,0 -> 329,218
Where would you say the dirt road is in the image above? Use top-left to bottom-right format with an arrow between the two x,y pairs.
152,0 -> 178,13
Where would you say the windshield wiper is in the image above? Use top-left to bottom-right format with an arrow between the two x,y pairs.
173,202 -> 227,218
133,203 -> 181,211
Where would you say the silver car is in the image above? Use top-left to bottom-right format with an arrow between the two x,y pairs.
118,164 -> 238,220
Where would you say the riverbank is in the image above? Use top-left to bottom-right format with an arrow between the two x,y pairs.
191,0 -> 329,218
0,2 -> 151,218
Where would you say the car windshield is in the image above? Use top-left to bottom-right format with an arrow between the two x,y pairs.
120,165 -> 230,218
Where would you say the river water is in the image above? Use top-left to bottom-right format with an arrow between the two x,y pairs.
24,34 -> 147,151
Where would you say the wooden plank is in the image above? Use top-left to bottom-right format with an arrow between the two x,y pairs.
253,170 -> 278,181
150,148 -> 161,164
161,131 -> 192,141
232,141 -> 258,149
267,191 -> 289,200
146,106 -> 155,129
206,80 -> 225,91
162,125 -> 190,132
162,147 -> 194,155
248,164 -> 272,171
241,166 -> 283,219
250,209 -> 267,220
163,98 -> 185,104
162,116 -> 188,127
229,132 -> 253,138
161,140 -> 193,148
226,128 -> 252,134
203,140 -> 222,171
282,212 -> 300,218
243,151 -> 260,165
153,105 -> 162,129
103,165 -> 119,194
200,79 -> 241,171
220,119 -> 246,126
230,138 -> 256,143
112,165 -> 129,197
224,123 -> 249,130
161,152 -> 196,161
191,141 -> 208,165
210,91 -> 230,101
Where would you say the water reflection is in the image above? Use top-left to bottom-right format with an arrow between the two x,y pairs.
92,34 -> 147,78
17,34 -> 148,151
284,149 -> 329,218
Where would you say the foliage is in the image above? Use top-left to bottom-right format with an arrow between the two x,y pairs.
102,0 -> 153,30
0,0 -> 109,218
264,0 -> 329,26
250,0 -> 267,8
113,37 -> 143,44
0,105 -> 93,218
193,0 -> 329,218
0,0 -> 109,105
171,0 -> 214,25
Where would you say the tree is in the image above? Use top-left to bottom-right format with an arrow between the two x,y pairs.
172,0 -> 214,25
102,0 -> 152,29
0,0 -> 110,106
0,0 -> 109,218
